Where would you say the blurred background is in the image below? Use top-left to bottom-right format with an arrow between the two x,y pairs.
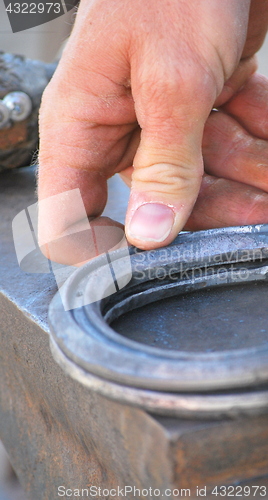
0,5 -> 267,499
0,0 -> 74,62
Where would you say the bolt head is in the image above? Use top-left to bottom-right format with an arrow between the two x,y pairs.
3,91 -> 32,122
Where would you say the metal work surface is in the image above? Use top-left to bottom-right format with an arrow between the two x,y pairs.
0,166 -> 56,328
1,166 -> 268,498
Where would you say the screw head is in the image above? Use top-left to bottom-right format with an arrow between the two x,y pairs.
3,91 -> 32,122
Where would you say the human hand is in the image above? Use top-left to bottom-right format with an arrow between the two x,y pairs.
121,72 -> 268,231
187,72 -> 268,230
38,0 -> 268,263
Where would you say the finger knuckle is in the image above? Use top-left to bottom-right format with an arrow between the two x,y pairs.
132,162 -> 201,197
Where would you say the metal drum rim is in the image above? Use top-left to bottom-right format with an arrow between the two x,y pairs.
49,224 -> 268,393
50,335 -> 268,419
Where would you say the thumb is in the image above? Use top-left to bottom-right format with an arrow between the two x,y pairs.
125,65 -> 218,249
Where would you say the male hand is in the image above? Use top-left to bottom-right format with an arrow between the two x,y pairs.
38,0 -> 268,263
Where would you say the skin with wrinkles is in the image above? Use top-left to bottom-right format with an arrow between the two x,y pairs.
38,0 -> 268,264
